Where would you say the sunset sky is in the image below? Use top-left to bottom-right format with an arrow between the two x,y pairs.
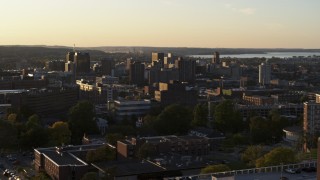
1,0 -> 319,48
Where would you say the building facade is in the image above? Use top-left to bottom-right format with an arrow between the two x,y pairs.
303,101 -> 320,150
258,62 -> 271,85
114,99 -> 151,121
101,59 -> 115,76
176,57 -> 196,83
129,61 -> 145,86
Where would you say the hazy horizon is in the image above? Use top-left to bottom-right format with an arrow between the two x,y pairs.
1,0 -> 320,48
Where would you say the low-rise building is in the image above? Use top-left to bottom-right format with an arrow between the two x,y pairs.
10,86 -> 78,118
242,94 -> 274,106
34,144 -> 106,180
117,135 -> 211,159
154,81 -> 197,106
114,99 -> 151,121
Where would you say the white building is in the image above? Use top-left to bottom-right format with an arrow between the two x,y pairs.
114,99 -> 151,121
258,62 -> 271,85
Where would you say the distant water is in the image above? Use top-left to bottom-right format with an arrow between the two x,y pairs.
189,52 -> 320,59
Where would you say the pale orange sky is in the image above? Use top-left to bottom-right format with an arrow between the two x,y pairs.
0,0 -> 319,48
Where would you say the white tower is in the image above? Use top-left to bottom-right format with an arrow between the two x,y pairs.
259,60 -> 271,86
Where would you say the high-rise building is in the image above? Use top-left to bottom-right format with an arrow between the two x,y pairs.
66,52 -> 75,62
65,51 -> 90,75
152,52 -> 164,62
154,81 -> 197,106
303,101 -> 320,151
176,57 -> 196,83
74,52 -> 90,74
212,52 -> 220,64
101,59 -> 115,76
152,52 -> 165,68
129,62 -> 145,86
259,62 -> 271,85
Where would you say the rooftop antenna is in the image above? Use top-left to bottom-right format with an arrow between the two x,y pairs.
73,44 -> 76,52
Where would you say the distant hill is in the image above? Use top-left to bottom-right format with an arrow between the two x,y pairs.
0,45 -> 108,60
84,46 -> 320,56
1,45 -> 320,62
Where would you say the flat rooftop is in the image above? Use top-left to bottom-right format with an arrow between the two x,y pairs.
93,159 -> 165,177
42,150 -> 86,166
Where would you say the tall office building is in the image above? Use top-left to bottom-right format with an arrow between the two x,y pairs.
152,52 -> 165,68
152,52 -> 165,62
74,52 -> 90,74
259,62 -> 271,85
65,51 -> 90,77
101,59 -> 115,76
176,57 -> 196,83
212,52 -> 220,64
303,101 -> 320,150
129,61 -> 145,86
66,52 -> 75,62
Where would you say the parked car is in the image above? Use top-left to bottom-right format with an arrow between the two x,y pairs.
302,166 -> 316,172
285,168 -> 296,174
293,168 -> 301,174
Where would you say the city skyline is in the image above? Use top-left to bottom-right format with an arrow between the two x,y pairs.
1,0 -> 320,48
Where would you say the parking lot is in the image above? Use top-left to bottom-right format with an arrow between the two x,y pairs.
0,151 -> 35,179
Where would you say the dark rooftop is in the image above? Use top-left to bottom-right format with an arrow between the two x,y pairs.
41,149 -> 86,166
93,159 -> 165,176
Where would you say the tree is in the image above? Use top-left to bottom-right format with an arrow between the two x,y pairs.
153,104 -> 193,135
26,114 -> 41,129
68,101 -> 99,144
32,172 -> 51,180
48,121 -> 71,146
107,125 -> 136,136
255,147 -> 296,167
192,103 -> 208,127
86,145 -> 116,163
81,172 -> 98,180
20,114 -> 48,148
106,133 -> 124,146
214,100 -> 243,133
200,164 -> 231,174
269,111 -> 289,142
249,116 -> 271,144
7,113 -> 18,124
241,145 -> 264,166
0,120 -> 18,149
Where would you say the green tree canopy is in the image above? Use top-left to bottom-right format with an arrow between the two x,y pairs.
249,116 -> 271,144
269,111 -> 289,142
81,172 -> 98,180
0,120 -> 18,149
255,147 -> 296,167
7,113 -> 18,124
48,121 -> 71,146
153,104 -> 193,135
241,145 -> 264,166
20,114 -> 48,148
26,114 -> 41,129
107,125 -> 136,136
192,103 -> 208,127
214,100 -> 243,133
68,101 -> 99,144
20,126 -> 48,149
106,133 -> 124,146
200,164 -> 231,174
